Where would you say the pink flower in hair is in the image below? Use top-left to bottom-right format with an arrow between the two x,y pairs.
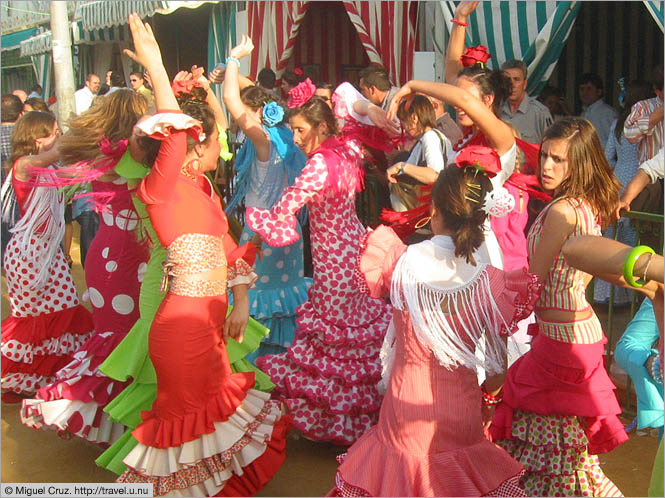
287,78 -> 316,108
293,67 -> 304,76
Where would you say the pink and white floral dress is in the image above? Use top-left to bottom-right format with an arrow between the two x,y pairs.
247,136 -> 392,445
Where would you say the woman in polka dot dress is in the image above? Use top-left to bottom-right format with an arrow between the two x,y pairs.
1,111 -> 94,402
221,47 -> 312,361
21,90 -> 151,446
245,67 -> 393,445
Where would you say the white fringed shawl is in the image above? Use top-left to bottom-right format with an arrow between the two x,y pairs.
2,168 -> 65,290
389,236 -> 511,377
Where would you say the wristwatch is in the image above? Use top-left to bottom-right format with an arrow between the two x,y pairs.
398,162 -> 406,175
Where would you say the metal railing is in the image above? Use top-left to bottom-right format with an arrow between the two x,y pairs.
590,209 -> 664,416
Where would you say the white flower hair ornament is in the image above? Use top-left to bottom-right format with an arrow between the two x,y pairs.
481,186 -> 515,218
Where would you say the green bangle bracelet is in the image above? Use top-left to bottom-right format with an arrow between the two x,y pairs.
623,245 -> 655,287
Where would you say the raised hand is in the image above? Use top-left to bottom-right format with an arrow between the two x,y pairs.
208,64 -> 226,84
124,13 -> 162,72
386,83 -> 415,122
229,34 -> 254,60
454,1 -> 479,21
190,65 -> 211,91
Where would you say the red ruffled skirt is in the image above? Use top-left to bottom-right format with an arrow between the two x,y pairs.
489,331 -> 627,496
2,240 -> 94,396
116,293 -> 290,496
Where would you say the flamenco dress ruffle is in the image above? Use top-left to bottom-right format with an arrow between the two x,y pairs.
235,224 -> 312,361
92,162 -> 275,475
328,226 -> 540,497
246,140 -> 393,445
489,332 -> 628,497
20,178 -> 149,446
1,246 -> 94,396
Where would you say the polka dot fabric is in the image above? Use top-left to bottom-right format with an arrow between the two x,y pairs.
251,138 -> 392,445
496,409 -> 623,497
20,179 -> 149,446
2,215 -> 94,396
237,224 -> 312,358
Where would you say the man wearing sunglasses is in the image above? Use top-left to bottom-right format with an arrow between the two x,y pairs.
129,71 -> 154,107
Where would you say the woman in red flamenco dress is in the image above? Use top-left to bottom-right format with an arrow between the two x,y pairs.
114,15 -> 290,496
1,111 -> 94,402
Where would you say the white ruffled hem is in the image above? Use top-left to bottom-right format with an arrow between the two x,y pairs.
2,331 -> 92,364
21,398 -> 126,445
2,372 -> 56,394
119,389 -> 283,496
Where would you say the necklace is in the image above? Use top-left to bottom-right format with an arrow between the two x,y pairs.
180,164 -> 199,181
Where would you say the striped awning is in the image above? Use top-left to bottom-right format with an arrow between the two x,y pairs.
644,0 -> 664,32
76,1 -> 216,31
1,26 -> 38,52
19,23 -> 81,57
77,1 -> 167,30
440,1 -> 581,95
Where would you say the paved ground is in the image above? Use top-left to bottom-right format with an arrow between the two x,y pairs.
1,228 -> 660,496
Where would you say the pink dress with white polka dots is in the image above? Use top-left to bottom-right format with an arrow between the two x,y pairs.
21,178 -> 149,446
247,136 -> 392,445
2,171 -> 94,397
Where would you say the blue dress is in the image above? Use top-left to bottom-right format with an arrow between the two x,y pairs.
228,127 -> 313,361
595,120 -> 639,305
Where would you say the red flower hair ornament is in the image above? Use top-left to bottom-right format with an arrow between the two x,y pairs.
455,145 -> 501,177
461,45 -> 492,68
287,78 -> 316,108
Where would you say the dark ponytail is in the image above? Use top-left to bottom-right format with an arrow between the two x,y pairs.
432,165 -> 493,265
457,65 -> 511,117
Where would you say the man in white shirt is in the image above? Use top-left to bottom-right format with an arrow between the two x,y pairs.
579,73 -> 618,147
74,73 -> 101,114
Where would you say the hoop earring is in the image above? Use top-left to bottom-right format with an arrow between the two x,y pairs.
414,216 -> 432,229
181,158 -> 202,180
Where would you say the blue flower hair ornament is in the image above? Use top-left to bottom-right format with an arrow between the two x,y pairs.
262,101 -> 285,127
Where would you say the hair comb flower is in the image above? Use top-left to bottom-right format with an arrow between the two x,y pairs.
455,145 -> 501,177
287,78 -> 316,108
461,45 -> 492,68
262,101 -> 285,127
456,145 -> 514,217
293,67 -> 304,76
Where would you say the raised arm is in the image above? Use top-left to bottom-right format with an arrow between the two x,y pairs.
388,81 -> 515,156
222,35 -> 270,161
124,13 -> 178,112
245,153 -> 328,247
445,1 -> 479,84
14,146 -> 60,182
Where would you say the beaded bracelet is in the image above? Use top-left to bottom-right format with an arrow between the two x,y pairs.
482,390 -> 503,406
451,19 -> 468,27
623,245 -> 655,288
225,56 -> 241,67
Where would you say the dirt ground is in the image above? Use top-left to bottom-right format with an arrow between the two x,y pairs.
1,227 -> 661,496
